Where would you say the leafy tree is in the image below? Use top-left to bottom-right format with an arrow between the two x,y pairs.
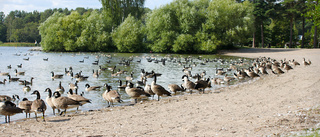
305,0 -> 320,48
112,14 -> 144,52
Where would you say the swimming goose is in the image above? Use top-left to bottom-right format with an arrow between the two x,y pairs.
0,79 -> 6,84
55,81 -> 65,93
126,72 -> 134,81
23,57 -> 29,61
117,80 -> 127,91
43,58 -> 48,61
51,71 -> 63,79
92,69 -> 99,78
151,74 -> 171,101
69,81 -> 78,90
85,83 -> 101,91
0,101 -> 23,123
67,89 -> 91,110
23,81 -> 31,92
168,84 -> 185,94
224,74 -> 235,83
44,88 -> 57,115
31,90 -> 47,121
212,77 -> 224,85
0,71 -> 9,76
102,84 -> 121,107
14,69 -> 25,75
18,98 -> 33,118
7,75 -> 20,82
17,64 -> 22,68
182,75 -> 196,94
215,68 -> 226,76
7,65 -> 11,69
19,77 -> 34,85
125,82 -> 151,103
52,91 -> 82,115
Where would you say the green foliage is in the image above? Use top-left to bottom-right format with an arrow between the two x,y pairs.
112,15 -> 144,52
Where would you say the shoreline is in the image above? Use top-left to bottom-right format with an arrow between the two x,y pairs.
1,48 -> 320,136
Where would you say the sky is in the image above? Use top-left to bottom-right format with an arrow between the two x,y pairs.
0,0 -> 174,15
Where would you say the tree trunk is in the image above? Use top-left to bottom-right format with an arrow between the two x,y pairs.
301,14 -> 305,48
252,32 -> 256,48
314,26 -> 318,48
261,22 -> 264,48
289,16 -> 293,48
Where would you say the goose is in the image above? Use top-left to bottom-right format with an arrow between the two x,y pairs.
0,95 -> 19,102
117,80 -> 127,91
69,81 -> 78,90
125,82 -> 151,103
108,66 -> 116,71
92,69 -> 99,78
168,84 -> 185,94
51,71 -> 63,79
22,81 -> 31,92
19,77 -> 34,85
245,69 -> 260,78
44,88 -> 57,115
272,67 -> 285,75
7,75 -> 20,82
151,74 -> 171,101
303,58 -> 311,66
99,65 -> 107,71
144,83 -> 155,99
17,64 -> 22,68
76,75 -> 89,81
212,77 -> 224,85
283,63 -> 293,72
67,89 -> 91,110
215,68 -> 226,75
7,65 -> 11,69
52,91 -> 82,115
55,81 -> 65,93
194,77 -> 210,94
43,58 -> 48,61
79,59 -> 84,63
223,74 -> 235,83
126,72 -> 134,81
182,75 -> 196,94
85,83 -> 101,91
30,90 -> 47,121
102,84 -> 121,107
0,79 -> 6,84
0,71 -> 9,76
0,101 -> 23,123
23,57 -> 29,61
18,98 -> 33,118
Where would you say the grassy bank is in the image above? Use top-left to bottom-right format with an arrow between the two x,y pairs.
0,42 -> 38,47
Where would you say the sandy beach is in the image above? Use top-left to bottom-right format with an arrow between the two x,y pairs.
1,48 -> 320,136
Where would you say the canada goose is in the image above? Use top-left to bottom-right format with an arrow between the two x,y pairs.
125,82 -> 151,103
7,65 -> 11,69
99,65 -> 107,71
17,64 -> 22,68
79,59 -> 84,63
245,69 -> 260,78
151,74 -> 171,101
117,80 -> 127,91
92,69 -> 99,78
126,72 -> 134,81
67,89 -> 91,110
102,84 -> 121,107
303,58 -> 311,66
0,71 -> 9,76
168,84 -> 185,94
18,98 -> 33,118
52,91 -> 82,115
19,77 -> 34,85
85,83 -> 101,91
224,74 -> 235,83
55,81 -> 65,93
212,77 -> 224,85
44,88 -> 57,115
182,75 -> 196,94
43,58 -> 48,61
215,68 -> 226,75
283,63 -> 293,72
69,81 -> 78,90
0,79 -> 6,84
23,81 -> 31,92
108,66 -> 116,71
51,71 -> 63,79
194,77 -> 210,94
31,90 -> 47,121
0,101 -> 23,123
23,57 -> 29,61
0,95 -> 19,102
76,75 -> 89,81
7,75 -> 20,82
272,67 -> 285,75
144,83 -> 155,98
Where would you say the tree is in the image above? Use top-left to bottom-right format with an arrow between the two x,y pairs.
112,14 -> 144,52
305,0 -> 320,48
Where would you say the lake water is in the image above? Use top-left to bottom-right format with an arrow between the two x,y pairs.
0,46 -> 251,123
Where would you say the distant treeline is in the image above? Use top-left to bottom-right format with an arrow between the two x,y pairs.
0,0 -> 319,53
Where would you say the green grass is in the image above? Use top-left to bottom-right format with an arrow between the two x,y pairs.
0,42 -> 37,47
